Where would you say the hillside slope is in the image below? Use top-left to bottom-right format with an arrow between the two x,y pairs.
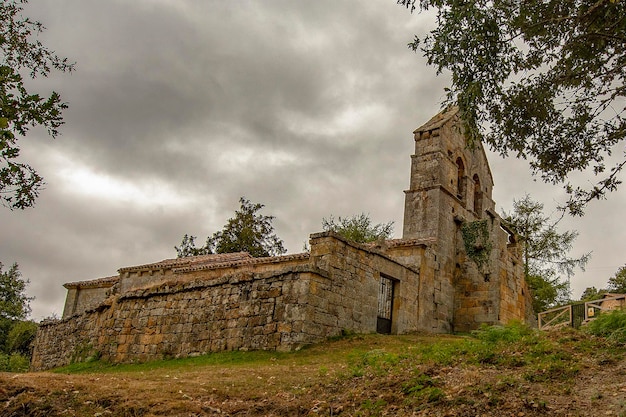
2,326 -> 625,416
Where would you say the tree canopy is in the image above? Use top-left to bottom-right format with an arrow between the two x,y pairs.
399,0 -> 626,215
580,286 -> 607,302
0,262 -> 33,352
503,195 -> 590,312
322,213 -> 394,244
176,197 -> 286,258
175,234 -> 211,258
579,264 -> 626,301
607,265 -> 626,293
0,0 -> 74,210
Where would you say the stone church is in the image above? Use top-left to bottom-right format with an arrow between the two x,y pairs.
31,108 -> 533,371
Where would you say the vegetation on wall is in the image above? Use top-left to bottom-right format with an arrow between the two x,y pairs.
460,220 -> 492,271
176,197 -> 286,258
322,213 -> 394,244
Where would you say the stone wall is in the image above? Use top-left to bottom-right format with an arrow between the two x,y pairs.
31,233 -> 422,371
33,267 -> 315,370
62,276 -> 118,319
308,233 -> 422,335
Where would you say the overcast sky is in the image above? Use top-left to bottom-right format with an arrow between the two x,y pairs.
1,0 -> 624,320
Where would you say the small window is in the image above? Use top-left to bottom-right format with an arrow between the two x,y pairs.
456,158 -> 465,199
473,174 -> 482,214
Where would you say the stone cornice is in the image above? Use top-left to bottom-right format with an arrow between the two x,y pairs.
63,275 -> 119,289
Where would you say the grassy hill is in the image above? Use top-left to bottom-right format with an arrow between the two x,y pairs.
1,321 -> 626,416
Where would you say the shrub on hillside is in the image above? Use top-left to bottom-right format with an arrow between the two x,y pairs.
471,321 -> 535,343
7,320 -> 38,355
0,353 -> 30,372
585,309 -> 626,343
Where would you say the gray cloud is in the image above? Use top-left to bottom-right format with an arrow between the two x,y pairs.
1,0 -> 621,319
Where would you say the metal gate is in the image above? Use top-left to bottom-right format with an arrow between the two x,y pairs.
377,275 -> 394,334
538,303 -> 587,329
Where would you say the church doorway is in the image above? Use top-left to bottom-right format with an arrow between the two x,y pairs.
376,275 -> 395,334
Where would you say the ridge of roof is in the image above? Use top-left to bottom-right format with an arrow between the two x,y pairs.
413,106 -> 459,133
384,238 -> 437,247
118,252 -> 253,273
173,252 -> 311,273
64,275 -> 119,289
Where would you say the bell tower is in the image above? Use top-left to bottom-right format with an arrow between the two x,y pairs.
401,107 -> 529,332
402,106 -> 495,241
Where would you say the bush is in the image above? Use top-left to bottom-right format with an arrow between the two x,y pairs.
471,321 -> 534,344
585,309 -> 626,343
0,352 -> 31,372
7,320 -> 38,355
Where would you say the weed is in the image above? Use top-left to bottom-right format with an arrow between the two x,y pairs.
328,328 -> 358,342
55,349 -> 292,374
348,349 -> 399,377
494,375 -> 519,391
471,321 -> 534,344
401,374 -> 436,395
586,309 -> 626,343
359,399 -> 387,416
402,373 -> 445,405
70,342 -> 100,364
524,361 -> 580,383
416,340 -> 464,366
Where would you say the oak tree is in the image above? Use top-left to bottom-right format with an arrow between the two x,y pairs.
0,0 -> 74,209
399,0 -> 626,215
0,262 -> 33,352
176,197 -> 286,258
608,265 -> 626,293
580,286 -> 607,302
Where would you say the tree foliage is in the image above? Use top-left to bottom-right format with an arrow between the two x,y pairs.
0,262 -> 33,352
6,319 -> 37,355
322,213 -> 394,244
174,234 -> 211,258
503,195 -> 589,312
526,273 -> 570,314
176,197 -> 286,258
399,0 -> 626,215
580,286 -> 607,302
607,265 -> 626,293
0,0 -> 74,209
578,264 -> 626,301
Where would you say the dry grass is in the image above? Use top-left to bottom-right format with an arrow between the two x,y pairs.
2,329 -> 626,416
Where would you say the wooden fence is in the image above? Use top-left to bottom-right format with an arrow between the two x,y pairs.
538,294 -> 626,330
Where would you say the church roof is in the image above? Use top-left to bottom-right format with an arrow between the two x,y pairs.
413,106 -> 459,133
64,275 -> 119,289
173,252 -> 310,273
118,252 -> 253,273
414,106 -> 494,185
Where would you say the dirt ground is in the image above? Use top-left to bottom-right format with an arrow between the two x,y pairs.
2,332 -> 625,416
